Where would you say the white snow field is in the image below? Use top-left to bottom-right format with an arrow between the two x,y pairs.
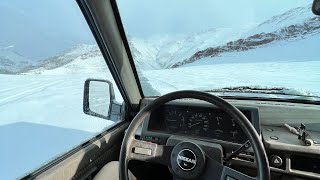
142,60 -> 320,98
2,57 -> 319,179
0,73 -> 122,180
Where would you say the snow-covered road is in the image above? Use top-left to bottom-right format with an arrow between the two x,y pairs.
0,74 -> 117,132
143,60 -> 320,98
1,60 -> 319,179
0,74 -> 122,179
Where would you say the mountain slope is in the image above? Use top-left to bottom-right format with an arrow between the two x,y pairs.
22,4 -> 319,73
185,33 -> 319,66
0,47 -> 31,73
248,5 -> 315,34
172,4 -> 320,67
128,37 -> 161,70
126,28 -> 246,70
157,28 -> 246,68
23,44 -> 108,75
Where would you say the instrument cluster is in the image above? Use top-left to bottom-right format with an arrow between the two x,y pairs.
148,105 -> 253,144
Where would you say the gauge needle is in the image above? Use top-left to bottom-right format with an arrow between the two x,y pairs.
189,122 -> 201,128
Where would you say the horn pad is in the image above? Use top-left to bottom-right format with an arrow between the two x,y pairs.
170,141 -> 206,179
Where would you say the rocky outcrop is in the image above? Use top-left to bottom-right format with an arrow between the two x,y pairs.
171,16 -> 320,68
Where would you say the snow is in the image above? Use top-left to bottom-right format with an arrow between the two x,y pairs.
0,122 -> 93,180
1,2 -> 320,180
155,28 -> 246,68
0,42 -> 123,180
0,48 -> 31,73
141,60 -> 320,97
185,32 -> 320,65
0,73 -> 123,179
247,4 -> 315,35
128,28 -> 247,70
139,23 -> 320,97
0,74 -> 116,130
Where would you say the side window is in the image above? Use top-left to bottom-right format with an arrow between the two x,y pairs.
0,1 -> 123,179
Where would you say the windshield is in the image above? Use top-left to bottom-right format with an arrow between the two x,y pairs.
117,0 -> 320,101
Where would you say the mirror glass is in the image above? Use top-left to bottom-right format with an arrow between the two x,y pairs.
88,81 -> 111,117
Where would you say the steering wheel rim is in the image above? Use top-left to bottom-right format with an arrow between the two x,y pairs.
119,90 -> 270,180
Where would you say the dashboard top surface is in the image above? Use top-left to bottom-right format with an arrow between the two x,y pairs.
138,98 -> 320,179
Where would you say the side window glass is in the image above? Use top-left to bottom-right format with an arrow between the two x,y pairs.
0,1 -> 123,179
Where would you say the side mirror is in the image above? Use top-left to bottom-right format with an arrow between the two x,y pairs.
83,79 -> 121,120
313,0 -> 320,15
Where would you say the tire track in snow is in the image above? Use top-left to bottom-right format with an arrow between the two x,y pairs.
0,81 -> 64,107
0,81 -> 43,93
148,75 -> 178,90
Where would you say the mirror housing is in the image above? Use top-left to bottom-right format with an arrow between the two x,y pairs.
312,0 -> 320,15
83,79 -> 121,121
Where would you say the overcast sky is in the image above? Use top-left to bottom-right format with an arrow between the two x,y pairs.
0,0 -> 312,60
116,0 -> 311,38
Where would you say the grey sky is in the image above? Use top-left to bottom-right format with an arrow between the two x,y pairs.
116,0 -> 311,38
0,0 -> 312,61
0,0 -> 95,60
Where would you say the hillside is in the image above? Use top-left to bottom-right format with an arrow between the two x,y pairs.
127,28 -> 246,69
173,4 -> 319,67
172,6 -> 320,68
13,4 -> 319,74
23,44 -> 108,75
0,47 -> 31,73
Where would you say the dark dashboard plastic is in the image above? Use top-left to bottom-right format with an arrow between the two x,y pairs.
140,101 -> 260,149
138,98 -> 320,179
147,104 -> 259,144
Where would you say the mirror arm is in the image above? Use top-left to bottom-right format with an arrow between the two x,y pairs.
108,100 -> 123,121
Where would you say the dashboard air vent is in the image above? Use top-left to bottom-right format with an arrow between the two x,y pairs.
291,155 -> 320,174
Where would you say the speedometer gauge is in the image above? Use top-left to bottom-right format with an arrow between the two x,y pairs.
187,113 -> 209,134
165,110 -> 185,132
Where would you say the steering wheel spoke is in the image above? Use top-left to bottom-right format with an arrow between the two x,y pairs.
221,166 -> 256,180
128,139 -> 172,166
202,157 -> 255,180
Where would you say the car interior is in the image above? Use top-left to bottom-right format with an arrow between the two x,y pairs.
18,0 -> 320,180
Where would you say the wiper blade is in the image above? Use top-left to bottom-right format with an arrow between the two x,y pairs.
204,86 -> 320,99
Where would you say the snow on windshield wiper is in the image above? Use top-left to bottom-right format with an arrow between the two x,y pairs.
203,86 -> 320,99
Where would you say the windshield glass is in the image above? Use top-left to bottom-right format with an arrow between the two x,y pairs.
117,0 -> 320,101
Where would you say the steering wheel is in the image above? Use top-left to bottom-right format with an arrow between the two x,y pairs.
119,91 -> 270,180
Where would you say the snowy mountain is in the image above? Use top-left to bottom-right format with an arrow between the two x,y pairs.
173,4 -> 320,67
23,44 -> 108,75
157,28 -> 247,68
127,28 -> 246,70
248,5 -> 315,34
123,4 -> 319,69
127,37 -> 162,70
0,0 -> 98,74
0,47 -> 32,73
22,28 -> 245,74
17,4 -> 319,74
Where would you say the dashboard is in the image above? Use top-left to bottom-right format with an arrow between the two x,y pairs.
139,98 -> 320,179
143,103 -> 260,144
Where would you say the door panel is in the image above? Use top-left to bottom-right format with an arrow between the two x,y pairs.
21,122 -> 129,180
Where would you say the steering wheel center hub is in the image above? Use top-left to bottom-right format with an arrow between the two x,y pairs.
171,142 -> 206,179
177,149 -> 197,171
